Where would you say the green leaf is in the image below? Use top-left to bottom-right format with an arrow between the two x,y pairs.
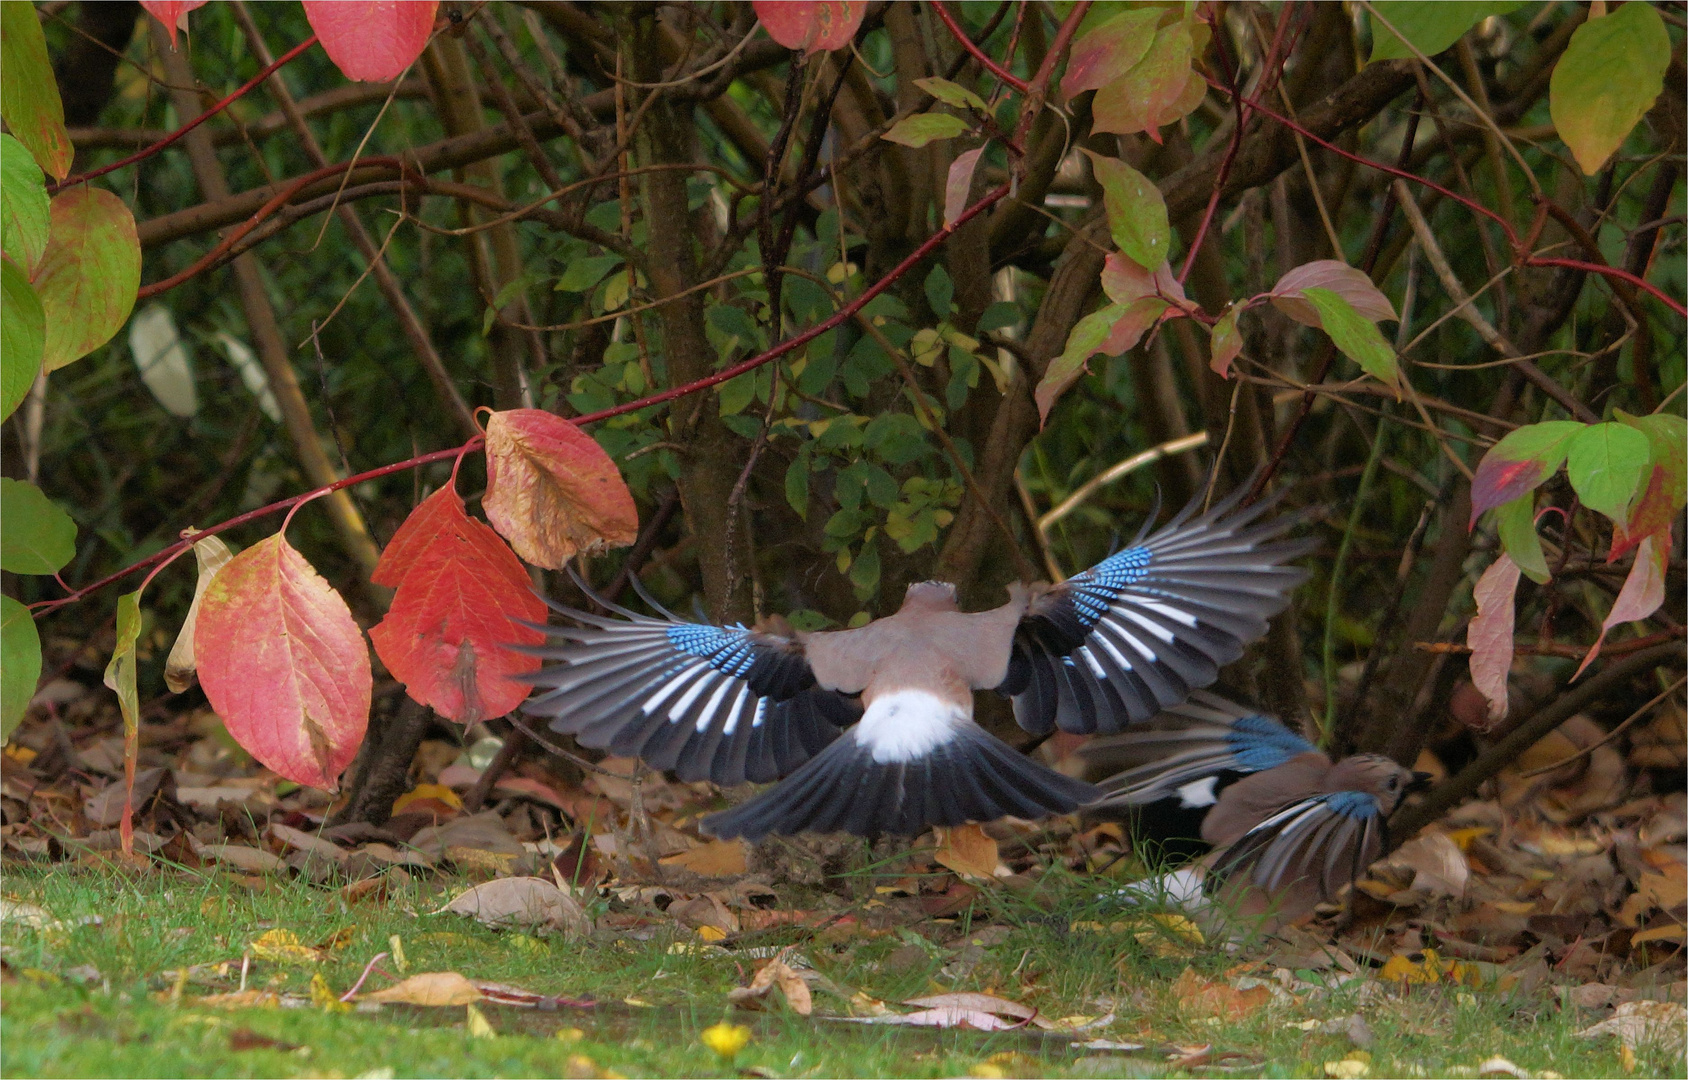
1566,421 -> 1650,524
882,112 -> 970,148
102,589 -> 142,768
1209,304 -> 1243,377
1368,2 -> 1522,64
1299,287 -> 1399,391
1470,419 -> 1586,522
1494,495 -> 1549,585
0,3 -> 72,180
555,254 -> 621,294
0,478 -> 75,575
1082,149 -> 1170,271
784,453 -> 809,518
924,264 -> 954,318
1,257 -> 43,421
34,188 -> 141,372
1,594 -> 39,741
914,77 -> 985,111
977,301 -> 1019,333
717,370 -> 758,416
863,464 -> 899,509
1550,2 -> 1670,175
1035,303 -> 1125,424
1,134 -> 48,272
847,540 -> 880,597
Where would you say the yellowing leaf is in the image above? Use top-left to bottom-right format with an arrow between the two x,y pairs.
164,534 -> 234,693
365,971 -> 485,1007
659,839 -> 748,877
1550,3 -> 1671,174
250,929 -> 324,965
465,1002 -> 496,1038
881,113 -> 969,148
392,783 -> 464,815
481,409 -> 638,569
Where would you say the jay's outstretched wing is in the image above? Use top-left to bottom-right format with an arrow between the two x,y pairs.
1208,789 -> 1386,909
1088,690 -> 1319,806
518,589 -> 859,786
998,489 -> 1312,736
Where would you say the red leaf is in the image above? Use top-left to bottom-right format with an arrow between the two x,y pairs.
196,534 -> 371,790
369,487 -> 546,723
752,1 -> 866,55
1099,296 -> 1169,355
302,1 -> 438,83
1573,529 -> 1668,680
482,409 -> 638,569
1611,465 -> 1673,560
138,1 -> 208,49
1467,554 -> 1521,726
1269,260 -> 1397,327
1099,253 -> 1195,314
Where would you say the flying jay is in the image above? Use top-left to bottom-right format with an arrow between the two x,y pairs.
1086,690 -> 1427,923
519,488 -> 1310,841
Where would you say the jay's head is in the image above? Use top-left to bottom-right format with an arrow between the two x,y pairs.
901,580 -> 959,612
1328,754 -> 1421,815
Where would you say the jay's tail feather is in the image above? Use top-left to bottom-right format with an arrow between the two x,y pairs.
703,689 -> 1098,840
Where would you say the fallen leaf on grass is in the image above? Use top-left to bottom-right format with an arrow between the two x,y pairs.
196,842 -> 285,875
228,1027 -> 301,1052
266,823 -> 347,863
905,992 -> 1035,1021
1576,999 -> 1688,1053
728,951 -> 812,1015
1378,949 -> 1483,986
438,876 -> 589,937
250,929 -> 325,964
934,824 -> 1002,879
1169,967 -> 1272,1021
842,1007 -> 1017,1030
659,839 -> 747,877
365,971 -> 485,1007
465,1002 -> 496,1038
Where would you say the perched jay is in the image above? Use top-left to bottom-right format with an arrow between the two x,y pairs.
1087,691 -> 1426,922
520,489 -> 1310,840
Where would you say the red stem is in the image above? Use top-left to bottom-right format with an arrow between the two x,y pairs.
1204,72 -> 1688,319
33,183 -> 1012,618
932,2 -> 1030,94
49,35 -> 320,194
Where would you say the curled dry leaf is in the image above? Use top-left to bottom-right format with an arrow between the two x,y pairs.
195,533 -> 371,790
728,953 -> 812,1016
1384,831 -> 1469,901
364,971 -> 485,1007
438,876 -> 589,937
165,534 -> 233,693
1577,1000 -> 1687,1053
481,409 -> 638,569
658,839 -> 748,877
933,823 -> 1001,880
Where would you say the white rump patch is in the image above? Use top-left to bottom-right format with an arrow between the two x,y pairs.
1175,776 -> 1219,808
852,689 -> 966,763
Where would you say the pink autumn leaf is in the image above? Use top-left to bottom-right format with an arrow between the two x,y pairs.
1572,530 -> 1668,681
302,1 -> 439,83
1269,260 -> 1397,327
752,1 -> 866,55
1209,304 -> 1243,377
482,409 -> 639,569
139,1 -> 208,49
196,534 -> 371,790
943,147 -> 985,228
1062,8 -> 1161,96
1467,554 -> 1520,726
369,486 -> 546,724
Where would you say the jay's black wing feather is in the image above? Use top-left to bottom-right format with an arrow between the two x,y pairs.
1207,789 -> 1385,905
517,596 -> 858,786
999,488 -> 1312,736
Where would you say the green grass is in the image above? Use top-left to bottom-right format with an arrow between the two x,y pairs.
1,863 -> 1676,1078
